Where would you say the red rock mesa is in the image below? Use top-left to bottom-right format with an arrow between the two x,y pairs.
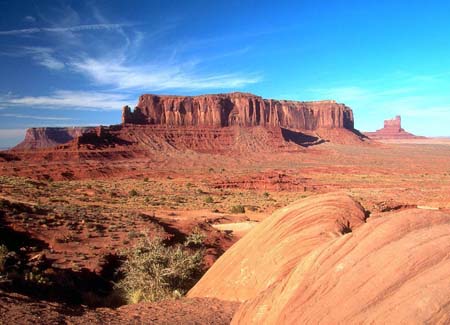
122,92 -> 355,130
12,92 -> 364,152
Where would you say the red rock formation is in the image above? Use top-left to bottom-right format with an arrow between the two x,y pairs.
233,208 -> 450,324
364,115 -> 424,140
13,127 -> 95,150
188,193 -> 367,302
122,92 -> 355,130
12,93 -> 360,152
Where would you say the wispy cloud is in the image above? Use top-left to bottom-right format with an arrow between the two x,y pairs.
0,113 -> 73,121
0,46 -> 64,70
0,23 -> 126,36
25,47 -> 64,70
23,15 -> 36,23
71,56 -> 261,91
1,90 -> 133,111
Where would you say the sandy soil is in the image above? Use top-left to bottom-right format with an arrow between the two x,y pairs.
1,139 -> 450,323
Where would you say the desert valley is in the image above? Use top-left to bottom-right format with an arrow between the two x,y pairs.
2,1 -> 450,324
1,92 -> 450,323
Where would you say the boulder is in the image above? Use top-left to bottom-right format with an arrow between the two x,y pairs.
233,208 -> 450,324
188,193 -> 367,302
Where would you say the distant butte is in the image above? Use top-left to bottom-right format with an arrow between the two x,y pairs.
364,115 -> 424,140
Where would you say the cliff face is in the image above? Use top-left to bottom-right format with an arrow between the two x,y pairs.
13,127 -> 95,150
122,92 -> 354,130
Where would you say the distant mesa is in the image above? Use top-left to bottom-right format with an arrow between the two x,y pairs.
364,115 -> 424,140
13,127 -> 95,150
11,92 -> 366,152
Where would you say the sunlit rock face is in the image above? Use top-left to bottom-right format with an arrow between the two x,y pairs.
122,92 -> 355,130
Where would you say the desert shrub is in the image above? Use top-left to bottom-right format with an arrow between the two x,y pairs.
184,228 -> 206,248
263,192 -> 270,198
230,204 -> 245,214
0,245 -> 8,274
115,235 -> 203,304
204,196 -> 214,204
129,189 -> 138,197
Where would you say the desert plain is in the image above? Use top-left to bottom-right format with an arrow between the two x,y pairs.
0,93 -> 449,324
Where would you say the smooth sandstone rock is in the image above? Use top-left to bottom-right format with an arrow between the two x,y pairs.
188,193 -> 367,302
233,208 -> 450,324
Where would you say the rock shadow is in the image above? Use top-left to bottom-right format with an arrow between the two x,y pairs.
281,128 -> 326,147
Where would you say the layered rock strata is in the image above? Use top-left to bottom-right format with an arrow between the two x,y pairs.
122,92 -> 354,130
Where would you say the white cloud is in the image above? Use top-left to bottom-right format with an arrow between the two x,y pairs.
23,16 -> 36,23
25,47 -> 65,70
71,57 -> 261,91
0,47 -> 65,70
0,113 -> 73,121
0,23 -> 125,36
1,90 -> 133,111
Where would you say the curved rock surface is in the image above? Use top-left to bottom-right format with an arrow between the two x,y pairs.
233,208 -> 450,324
188,193 -> 367,302
123,92 -> 354,130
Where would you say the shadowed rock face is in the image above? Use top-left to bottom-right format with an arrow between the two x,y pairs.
13,127 -> 95,150
122,92 -> 354,130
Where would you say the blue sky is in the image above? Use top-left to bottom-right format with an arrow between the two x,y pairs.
1,0 -> 450,147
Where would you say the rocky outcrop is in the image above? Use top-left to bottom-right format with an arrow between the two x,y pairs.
13,127 -> 95,150
122,92 -> 355,130
233,208 -> 450,324
364,115 -> 424,140
188,193 -> 367,302
188,191 -> 450,324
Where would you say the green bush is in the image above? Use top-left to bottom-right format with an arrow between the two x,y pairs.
115,235 -> 203,304
129,189 -> 138,197
184,229 -> 206,248
204,196 -> 214,204
230,204 -> 245,214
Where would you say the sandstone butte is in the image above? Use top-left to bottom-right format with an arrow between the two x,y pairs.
364,115 -> 424,140
12,92 -> 363,151
188,193 -> 450,324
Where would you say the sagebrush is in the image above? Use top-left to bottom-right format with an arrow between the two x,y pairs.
115,234 -> 204,304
